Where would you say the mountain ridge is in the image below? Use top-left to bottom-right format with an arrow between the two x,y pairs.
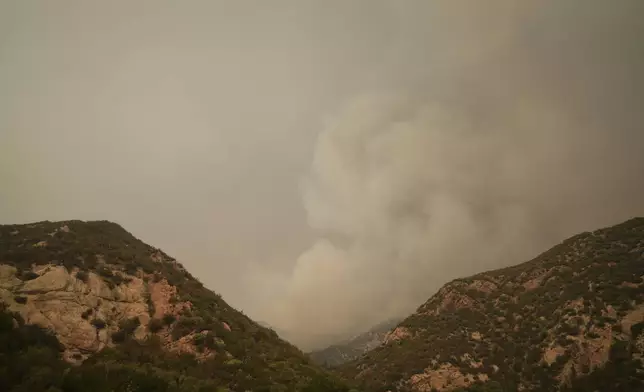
338,217 -> 644,392
0,219 -> 353,392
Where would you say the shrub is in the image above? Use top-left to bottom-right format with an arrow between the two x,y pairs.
609,340 -> 631,362
111,329 -> 127,343
112,316 -> 141,343
76,270 -> 90,283
97,266 -> 114,278
19,271 -> 39,281
148,318 -> 164,333
124,263 -> 138,275
163,314 -> 176,325
120,316 -> 141,332
171,316 -> 205,339
111,273 -> 125,286
91,318 -> 107,330
631,322 -> 644,339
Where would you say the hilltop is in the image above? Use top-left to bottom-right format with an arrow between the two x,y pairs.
338,218 -> 644,392
0,220 -> 352,392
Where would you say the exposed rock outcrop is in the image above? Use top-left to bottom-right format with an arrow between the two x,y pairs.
0,264 -> 153,360
409,363 -> 488,391
384,326 -> 412,344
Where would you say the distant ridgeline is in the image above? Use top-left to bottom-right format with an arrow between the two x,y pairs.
309,318 -> 402,367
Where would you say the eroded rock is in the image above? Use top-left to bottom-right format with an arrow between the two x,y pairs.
3,264 -> 153,359
148,278 -> 191,319
384,326 -> 411,344
409,362 -> 487,391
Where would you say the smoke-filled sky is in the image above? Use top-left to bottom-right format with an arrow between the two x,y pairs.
1,1 -> 643,350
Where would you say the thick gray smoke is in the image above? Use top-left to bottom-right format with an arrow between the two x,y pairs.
259,1 -> 644,350
1,0 -> 643,351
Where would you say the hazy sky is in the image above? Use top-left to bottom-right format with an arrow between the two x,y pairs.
1,1 -> 643,350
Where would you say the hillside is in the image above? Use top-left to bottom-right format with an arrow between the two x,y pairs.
338,218 -> 644,392
309,318 -> 401,367
0,220 -> 353,392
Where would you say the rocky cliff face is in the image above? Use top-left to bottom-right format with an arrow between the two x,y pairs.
1,263 -> 147,361
309,319 -> 401,367
0,262 -> 206,362
0,220 -> 351,392
338,218 -> 644,392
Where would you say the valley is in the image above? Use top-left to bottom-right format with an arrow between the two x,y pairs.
2,218 -> 644,391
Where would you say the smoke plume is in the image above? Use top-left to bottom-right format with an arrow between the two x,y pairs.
1,0 -> 642,351
261,0 -> 644,350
